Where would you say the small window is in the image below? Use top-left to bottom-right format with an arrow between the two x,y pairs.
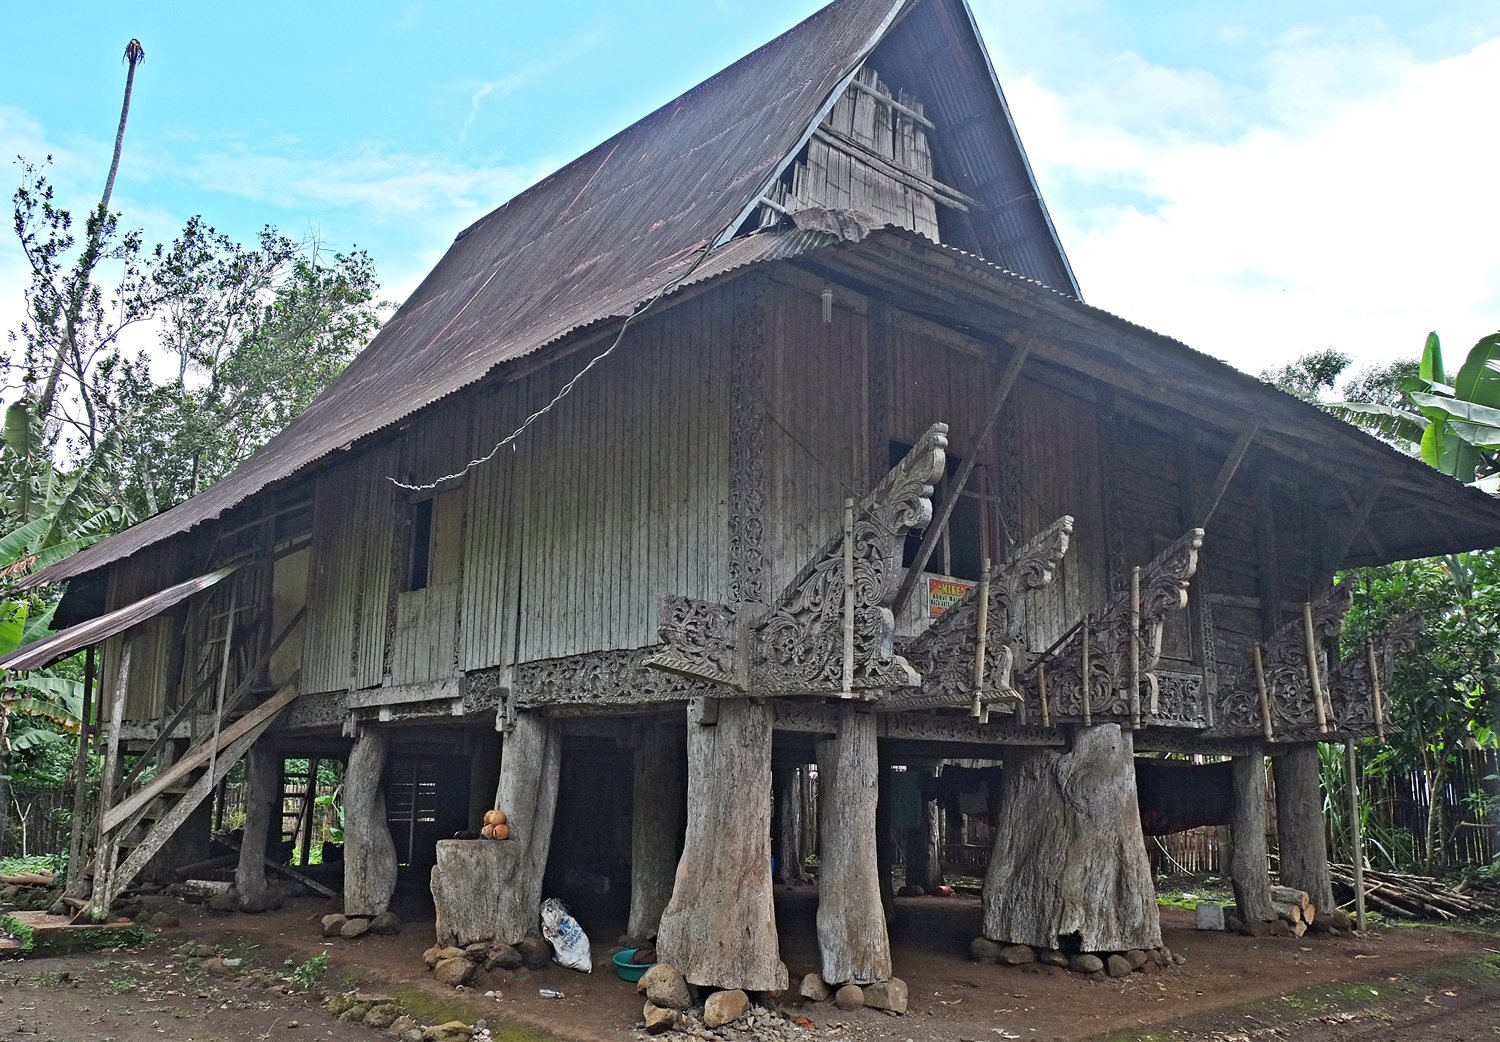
408,498 -> 434,591
890,440 -> 984,582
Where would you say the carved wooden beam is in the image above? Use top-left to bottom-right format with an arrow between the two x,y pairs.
879,515 -> 1073,714
1015,528 -> 1204,726
647,424 -> 949,697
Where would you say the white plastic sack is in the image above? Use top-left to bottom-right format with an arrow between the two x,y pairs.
540,897 -> 592,973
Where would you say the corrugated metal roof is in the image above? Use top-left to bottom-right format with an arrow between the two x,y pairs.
30,0 -> 1075,590
0,566 -> 236,672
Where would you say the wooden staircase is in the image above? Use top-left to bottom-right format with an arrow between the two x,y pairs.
80,680 -> 301,922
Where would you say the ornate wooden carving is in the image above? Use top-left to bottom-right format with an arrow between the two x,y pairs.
1151,669 -> 1207,728
1016,529 -> 1204,724
650,424 -> 948,697
1213,579 -> 1354,735
882,516 -> 1073,713
515,647 -> 724,709
1326,612 -> 1420,732
727,277 -> 769,606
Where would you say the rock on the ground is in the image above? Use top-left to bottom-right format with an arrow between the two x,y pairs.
365,1004 -> 402,1028
969,937 -> 1004,963
1069,954 -> 1104,974
999,945 -> 1035,966
1039,949 -> 1069,968
371,910 -> 402,935
341,917 -> 372,939
833,985 -> 864,1011
1267,918 -> 1292,937
434,956 -> 477,987
401,1030 -> 424,1042
1194,903 -> 1225,931
389,1015 -> 419,1038
325,914 -> 349,937
339,1003 -> 372,1022
1125,949 -> 1149,971
799,973 -> 831,1002
423,1023 -> 473,1042
643,1002 -> 682,1035
1150,948 -> 1171,967
485,943 -> 523,971
207,891 -> 236,913
1105,954 -> 1132,978
704,989 -> 751,1028
517,934 -> 552,970
638,963 -> 692,1011
862,978 -> 907,1014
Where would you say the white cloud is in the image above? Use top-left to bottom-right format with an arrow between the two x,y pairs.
1008,33 -> 1500,376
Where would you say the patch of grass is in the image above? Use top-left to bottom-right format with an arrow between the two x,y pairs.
0,912 -> 36,949
290,951 -> 329,988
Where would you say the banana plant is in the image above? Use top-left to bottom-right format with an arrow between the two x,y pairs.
1330,331 -> 1500,488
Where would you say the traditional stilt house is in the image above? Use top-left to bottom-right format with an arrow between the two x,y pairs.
12,0 -> 1500,992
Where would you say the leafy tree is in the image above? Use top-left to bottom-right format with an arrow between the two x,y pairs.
1260,348 -> 1352,403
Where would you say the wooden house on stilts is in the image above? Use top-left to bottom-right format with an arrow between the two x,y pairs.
12,0 -> 1500,996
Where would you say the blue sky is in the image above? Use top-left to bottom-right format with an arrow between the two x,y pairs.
3,1 -> 1498,377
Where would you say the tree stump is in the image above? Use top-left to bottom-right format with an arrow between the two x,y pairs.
344,727 -> 398,917
982,725 -> 1161,952
1229,749 -> 1275,924
816,706 -> 891,985
658,697 -> 787,992
1274,743 -> 1334,913
628,719 -> 686,941
490,711 -> 562,943
234,744 -> 278,906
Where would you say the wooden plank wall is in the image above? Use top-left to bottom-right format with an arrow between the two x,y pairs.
765,282 -> 867,599
101,543 -> 184,724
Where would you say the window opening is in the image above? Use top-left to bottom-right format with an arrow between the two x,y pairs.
890,440 -> 984,581
408,498 -> 434,591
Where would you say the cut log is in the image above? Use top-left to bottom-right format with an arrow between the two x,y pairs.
982,725 -> 1162,952
1229,751 -> 1275,924
628,719 -> 686,941
234,744 -> 278,906
1274,744 -> 1334,914
1270,885 -> 1314,923
658,698 -> 786,992
343,726 -> 398,917
815,706 -> 891,986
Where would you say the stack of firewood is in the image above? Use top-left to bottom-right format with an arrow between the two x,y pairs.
1328,864 -> 1495,920
1270,885 -> 1315,937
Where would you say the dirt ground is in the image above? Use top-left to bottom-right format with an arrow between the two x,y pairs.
4,886 -> 1499,1042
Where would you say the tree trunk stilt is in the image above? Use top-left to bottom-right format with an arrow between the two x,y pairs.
776,766 -> 810,884
490,711 -> 563,943
628,720 -> 686,941
1229,749 -> 1275,924
234,744 -> 278,909
816,706 -> 891,985
1273,743 -> 1334,912
983,726 -> 1161,952
658,698 -> 786,992
344,726 -> 398,917
904,782 -> 943,892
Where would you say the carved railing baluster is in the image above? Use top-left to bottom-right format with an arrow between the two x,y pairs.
881,515 -> 1072,714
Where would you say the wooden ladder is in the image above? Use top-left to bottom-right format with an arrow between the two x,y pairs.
80,680 -> 301,922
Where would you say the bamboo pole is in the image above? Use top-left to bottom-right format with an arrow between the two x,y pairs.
1081,615 -> 1092,728
1253,644 -> 1274,741
1367,638 -> 1386,742
1346,739 -> 1366,931
1130,566 -> 1142,726
207,583 -> 238,783
841,498 -> 855,699
1302,602 -> 1329,733
1038,663 -> 1050,728
971,556 -> 991,721
63,647 -> 96,896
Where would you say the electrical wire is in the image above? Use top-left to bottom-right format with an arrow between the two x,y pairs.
390,243 -> 719,492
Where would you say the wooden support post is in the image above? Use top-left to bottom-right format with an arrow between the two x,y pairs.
875,746 -> 895,923
82,641 -> 131,921
628,720 -> 686,942
492,711 -> 562,941
775,767 -> 808,884
343,726 -> 398,917
658,698 -> 786,992
816,706 -> 891,985
971,556 -> 991,721
841,498 -> 856,697
1081,615 -> 1092,728
1229,749 -> 1275,925
235,743 -> 279,911
299,757 -> 320,866
982,727 -> 1161,952
63,646 -> 96,899
1253,645 -> 1274,741
1273,744 -> 1335,914
1302,602 -> 1329,733
904,779 -> 943,893
1346,740 -> 1366,931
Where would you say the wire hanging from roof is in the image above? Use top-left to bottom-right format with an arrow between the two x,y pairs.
389,241 -> 719,493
